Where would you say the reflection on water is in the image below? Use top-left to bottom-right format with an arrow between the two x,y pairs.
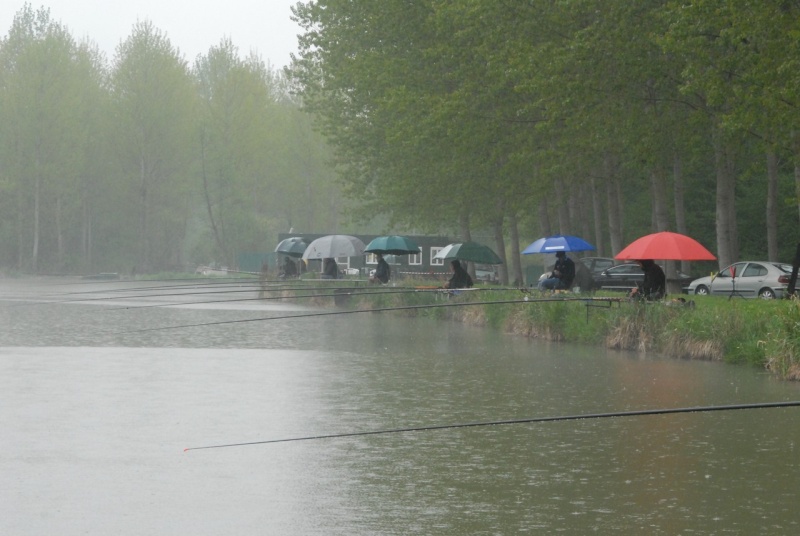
1,278 -> 799,534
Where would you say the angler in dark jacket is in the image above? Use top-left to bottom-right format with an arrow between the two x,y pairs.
370,253 -> 390,284
322,258 -> 339,279
538,251 -> 575,291
444,259 -> 473,289
630,259 -> 666,300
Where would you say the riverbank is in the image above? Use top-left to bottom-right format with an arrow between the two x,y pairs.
338,284 -> 800,381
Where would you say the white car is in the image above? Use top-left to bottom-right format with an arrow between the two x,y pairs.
686,261 -> 793,299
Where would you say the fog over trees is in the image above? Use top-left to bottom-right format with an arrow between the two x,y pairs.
2,2 -> 800,280
0,4 -> 342,274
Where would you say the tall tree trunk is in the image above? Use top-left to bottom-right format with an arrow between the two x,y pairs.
766,151 -> 779,262
672,154 -> 689,274
81,180 -> 92,271
567,187 -> 578,234
16,180 -> 25,271
139,155 -> 149,272
200,136 -> 227,263
794,163 -> 800,225
578,187 -> 591,245
590,176 -> 604,256
713,129 -> 737,269
508,211 -> 523,286
555,182 -> 569,234
458,212 -> 471,242
538,197 -> 551,237
605,155 -> 623,255
652,166 -> 677,292
86,214 -> 92,270
33,172 -> 40,273
650,168 -> 670,232
56,195 -> 64,271
458,212 -> 474,278
492,213 -> 508,285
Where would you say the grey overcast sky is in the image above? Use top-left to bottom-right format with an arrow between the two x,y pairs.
1,1 -> 302,68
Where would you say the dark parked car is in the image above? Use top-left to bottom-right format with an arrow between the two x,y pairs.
578,257 -> 617,276
593,262 -> 694,292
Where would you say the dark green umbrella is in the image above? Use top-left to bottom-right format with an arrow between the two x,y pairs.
274,237 -> 308,258
364,235 -> 421,255
432,242 -> 503,264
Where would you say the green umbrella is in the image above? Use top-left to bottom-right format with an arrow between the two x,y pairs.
274,237 -> 308,258
364,235 -> 421,255
433,242 -> 503,264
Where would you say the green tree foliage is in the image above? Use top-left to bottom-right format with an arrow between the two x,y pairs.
0,4 -> 107,272
3,2 -> 799,275
289,0 -> 800,270
191,40 -> 345,266
109,21 -> 197,272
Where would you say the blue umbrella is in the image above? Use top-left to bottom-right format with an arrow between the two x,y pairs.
522,234 -> 595,254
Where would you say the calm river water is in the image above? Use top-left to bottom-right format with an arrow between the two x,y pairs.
1,277 -> 799,535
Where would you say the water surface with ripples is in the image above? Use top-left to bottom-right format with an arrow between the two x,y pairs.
2,278 -> 799,534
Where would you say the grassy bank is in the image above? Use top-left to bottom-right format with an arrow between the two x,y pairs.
335,282 -> 800,380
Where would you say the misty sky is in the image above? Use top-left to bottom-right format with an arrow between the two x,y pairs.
0,1 -> 302,67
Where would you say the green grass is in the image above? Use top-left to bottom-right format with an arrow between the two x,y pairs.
266,279 -> 800,380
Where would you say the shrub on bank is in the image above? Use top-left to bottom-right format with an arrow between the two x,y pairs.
343,282 -> 800,380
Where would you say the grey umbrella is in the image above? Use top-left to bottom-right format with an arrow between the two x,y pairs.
302,235 -> 366,259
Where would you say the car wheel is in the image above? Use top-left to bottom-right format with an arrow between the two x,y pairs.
694,285 -> 709,296
758,288 -> 776,299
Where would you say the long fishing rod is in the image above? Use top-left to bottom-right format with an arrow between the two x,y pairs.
101,286 -> 529,311
3,283 -> 532,308
27,274 -> 260,287
183,400 -> 800,451
2,282 -> 394,306
62,279 -> 280,295
0,285 -> 318,307
118,296 -> 620,334
23,280 -> 268,298
0,277 -> 271,302
0,287 -> 277,308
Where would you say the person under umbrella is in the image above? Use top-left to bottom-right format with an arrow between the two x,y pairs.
443,259 -> 473,289
538,251 -> 575,291
629,259 -> 666,301
369,253 -> 390,284
322,257 -> 339,279
280,256 -> 298,278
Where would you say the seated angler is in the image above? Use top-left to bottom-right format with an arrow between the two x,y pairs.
629,259 -> 666,301
443,259 -> 473,289
538,251 -> 575,292
369,253 -> 390,284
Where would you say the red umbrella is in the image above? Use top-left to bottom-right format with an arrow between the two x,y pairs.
614,231 -> 716,261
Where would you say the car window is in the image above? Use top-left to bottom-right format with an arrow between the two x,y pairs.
742,263 -> 767,277
775,263 -> 793,273
720,263 -> 746,277
595,260 -> 614,271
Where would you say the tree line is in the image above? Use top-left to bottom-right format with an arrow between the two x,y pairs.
288,0 -> 800,284
0,4 -> 343,274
